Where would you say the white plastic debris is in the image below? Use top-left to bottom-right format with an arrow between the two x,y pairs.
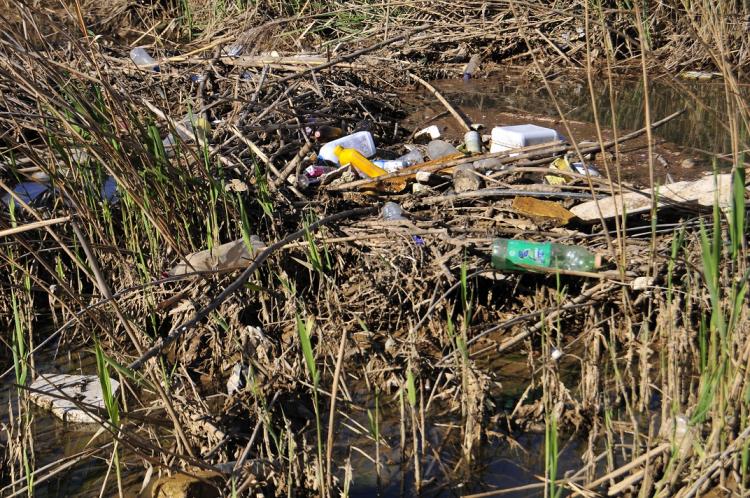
632,276 -> 654,291
169,236 -> 267,276
129,47 -> 159,71
226,363 -> 247,395
29,374 -> 119,424
490,124 -> 560,153
571,174 -> 736,221
415,125 -> 441,140
550,348 -> 563,361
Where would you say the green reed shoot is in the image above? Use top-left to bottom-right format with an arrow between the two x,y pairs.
296,313 -> 324,493
11,288 -> 28,391
253,161 -> 274,218
94,337 -> 122,495
304,212 -> 331,273
367,387 -> 381,482
692,166 -> 748,425
545,412 -> 561,498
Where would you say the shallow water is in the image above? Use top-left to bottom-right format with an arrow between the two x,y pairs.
402,75 -> 741,184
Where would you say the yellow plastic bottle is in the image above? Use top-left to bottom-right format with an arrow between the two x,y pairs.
333,145 -> 387,178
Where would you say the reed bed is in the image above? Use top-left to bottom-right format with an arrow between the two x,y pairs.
0,0 -> 748,496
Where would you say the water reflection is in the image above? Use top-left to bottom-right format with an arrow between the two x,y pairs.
431,77 -> 743,156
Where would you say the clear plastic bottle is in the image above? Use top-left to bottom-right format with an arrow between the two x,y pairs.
491,238 -> 601,272
129,47 -> 159,71
464,131 -> 482,153
382,202 -> 425,246
397,148 -> 424,166
427,140 -> 459,160
382,202 -> 405,221
462,55 -> 481,80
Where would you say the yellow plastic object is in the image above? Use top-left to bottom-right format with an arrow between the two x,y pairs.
545,156 -> 573,185
511,196 -> 575,225
333,145 -> 387,178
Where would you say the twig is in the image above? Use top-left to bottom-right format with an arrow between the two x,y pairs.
272,142 -> 313,188
421,188 -> 597,204
272,25 -> 430,85
0,216 -> 70,238
585,442 -> 670,490
408,73 -> 472,132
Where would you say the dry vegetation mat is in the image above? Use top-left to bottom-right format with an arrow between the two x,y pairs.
1,1 -> 749,497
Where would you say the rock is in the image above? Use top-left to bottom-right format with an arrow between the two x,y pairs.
146,471 -> 221,498
632,276 -> 654,291
681,158 -> 696,169
29,374 -> 119,424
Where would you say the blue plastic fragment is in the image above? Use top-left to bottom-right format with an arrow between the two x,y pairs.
2,182 -> 49,207
101,176 -> 118,203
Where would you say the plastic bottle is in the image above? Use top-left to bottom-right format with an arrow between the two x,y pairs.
491,238 -> 601,272
318,131 -> 376,165
464,131 -> 482,153
397,148 -> 424,166
372,159 -> 408,173
427,140 -> 459,160
162,113 -> 210,149
129,47 -> 159,71
462,55 -> 481,80
382,202 -> 405,221
333,146 -> 387,178
382,202 -> 425,246
314,126 -> 343,141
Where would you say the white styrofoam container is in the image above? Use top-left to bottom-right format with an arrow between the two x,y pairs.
318,131 -> 376,165
489,124 -> 559,153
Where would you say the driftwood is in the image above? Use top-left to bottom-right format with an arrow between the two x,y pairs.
570,173 -> 735,221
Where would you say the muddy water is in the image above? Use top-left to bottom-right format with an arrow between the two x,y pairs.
9,76 -> 735,497
402,75 -> 741,184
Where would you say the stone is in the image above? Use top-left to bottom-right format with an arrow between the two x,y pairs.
681,158 -> 696,169
632,276 -> 654,291
29,374 -> 119,424
146,472 -> 221,498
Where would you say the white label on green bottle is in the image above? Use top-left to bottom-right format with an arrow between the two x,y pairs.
506,240 -> 551,268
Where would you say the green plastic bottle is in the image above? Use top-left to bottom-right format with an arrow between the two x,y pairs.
491,238 -> 601,272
